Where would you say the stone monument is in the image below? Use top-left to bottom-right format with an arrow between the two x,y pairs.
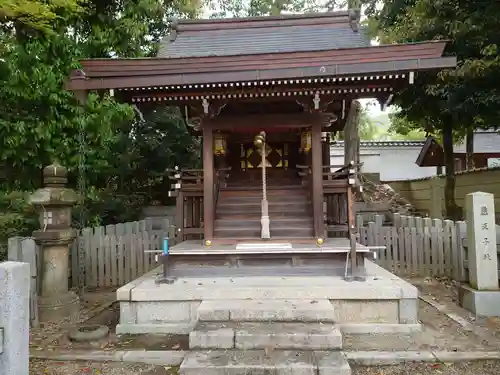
0,262 -> 30,375
30,163 -> 79,322
458,191 -> 500,316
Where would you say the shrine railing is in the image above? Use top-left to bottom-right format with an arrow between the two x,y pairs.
296,163 -> 361,238
167,167 -> 231,241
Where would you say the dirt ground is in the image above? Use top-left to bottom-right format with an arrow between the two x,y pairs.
29,360 -> 500,375
29,276 -> 500,373
40,277 -> 500,353
30,288 -> 117,351
352,361 -> 500,375
30,360 -> 179,375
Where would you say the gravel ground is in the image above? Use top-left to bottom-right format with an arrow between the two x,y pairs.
30,360 -> 178,374
352,361 -> 500,374
30,289 -> 116,350
29,276 -> 500,374
30,360 -> 500,375
411,276 -> 500,343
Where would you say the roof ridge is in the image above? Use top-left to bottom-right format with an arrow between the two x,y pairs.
172,11 -> 350,26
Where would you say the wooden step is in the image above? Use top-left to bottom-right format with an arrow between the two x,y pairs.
220,185 -> 305,192
215,227 -> 314,238
226,181 -> 301,187
216,211 -> 311,219
215,217 -> 313,229
219,195 -> 309,204
215,206 -> 312,220
217,200 -> 310,211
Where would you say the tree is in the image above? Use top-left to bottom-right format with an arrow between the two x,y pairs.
361,0 -> 500,219
0,0 -> 204,248
0,0 -> 84,35
207,0 -> 330,18
359,107 -> 379,140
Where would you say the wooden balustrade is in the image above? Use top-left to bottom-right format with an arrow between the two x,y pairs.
167,167 -> 231,241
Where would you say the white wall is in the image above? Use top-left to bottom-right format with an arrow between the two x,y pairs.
330,146 -> 437,181
454,131 -> 500,153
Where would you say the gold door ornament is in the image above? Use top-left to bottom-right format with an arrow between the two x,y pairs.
300,130 -> 312,153
213,132 -> 227,156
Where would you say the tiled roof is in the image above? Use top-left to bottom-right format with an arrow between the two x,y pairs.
331,140 -> 427,148
158,12 -> 369,58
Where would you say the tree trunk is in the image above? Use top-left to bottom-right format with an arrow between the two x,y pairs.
466,128 -> 474,170
344,100 -> 361,167
442,122 -> 462,220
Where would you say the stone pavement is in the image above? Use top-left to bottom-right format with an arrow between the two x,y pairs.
30,349 -> 500,366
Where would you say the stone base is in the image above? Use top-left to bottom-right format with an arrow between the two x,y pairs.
458,284 -> 500,316
39,290 -> 80,322
116,260 -> 419,336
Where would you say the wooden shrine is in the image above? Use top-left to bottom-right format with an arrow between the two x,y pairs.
66,11 -> 456,250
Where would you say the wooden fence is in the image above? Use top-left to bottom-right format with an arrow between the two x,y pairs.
357,213 -> 476,281
70,218 -> 176,289
8,217 -> 176,298
8,218 -> 176,327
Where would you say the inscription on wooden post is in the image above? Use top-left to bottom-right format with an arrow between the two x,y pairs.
466,192 -> 498,290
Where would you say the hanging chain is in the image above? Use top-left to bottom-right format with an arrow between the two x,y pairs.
77,119 -> 86,296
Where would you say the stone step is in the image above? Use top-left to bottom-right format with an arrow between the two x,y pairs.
189,322 -> 342,350
197,299 -> 336,323
180,350 -> 351,375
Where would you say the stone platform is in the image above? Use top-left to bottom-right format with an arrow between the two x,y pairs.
117,260 -> 419,335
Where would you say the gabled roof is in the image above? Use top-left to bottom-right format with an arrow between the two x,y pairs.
158,12 -> 370,58
415,136 -> 444,167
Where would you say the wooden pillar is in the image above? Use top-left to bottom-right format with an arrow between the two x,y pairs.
311,120 -> 325,238
203,124 -> 214,241
321,132 -> 330,167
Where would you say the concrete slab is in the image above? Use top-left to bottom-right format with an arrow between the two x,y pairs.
116,323 -> 195,335
189,322 -> 234,349
345,351 -> 436,366
315,351 -> 351,375
122,350 -> 185,366
115,260 -> 419,334
120,260 -> 418,302
458,284 -> 500,316
432,351 -> 500,362
234,322 -> 342,350
339,323 -> 422,334
180,350 -> 316,375
197,299 -> 336,322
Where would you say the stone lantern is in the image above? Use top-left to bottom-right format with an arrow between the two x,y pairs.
30,163 -> 79,322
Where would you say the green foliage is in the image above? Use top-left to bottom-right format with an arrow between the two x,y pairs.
0,0 -> 203,242
362,0 -> 500,219
363,0 -> 500,131
206,0 -> 340,18
0,191 -> 38,260
0,0 -> 85,35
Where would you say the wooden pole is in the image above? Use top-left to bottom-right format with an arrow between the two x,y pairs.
311,120 -> 324,238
